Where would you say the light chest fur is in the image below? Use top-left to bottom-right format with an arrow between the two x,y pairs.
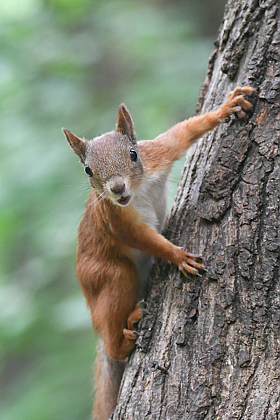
129,171 -> 169,296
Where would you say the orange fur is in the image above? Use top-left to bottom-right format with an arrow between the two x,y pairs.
77,195 -> 140,360
62,86 -> 256,420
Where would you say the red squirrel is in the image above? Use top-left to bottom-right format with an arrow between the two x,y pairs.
62,86 -> 255,420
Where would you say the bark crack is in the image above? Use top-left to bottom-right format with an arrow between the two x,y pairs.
237,356 -> 262,420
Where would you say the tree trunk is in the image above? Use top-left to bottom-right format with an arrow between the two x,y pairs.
113,0 -> 280,418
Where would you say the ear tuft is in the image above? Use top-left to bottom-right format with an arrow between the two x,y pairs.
62,128 -> 86,162
116,104 -> 136,143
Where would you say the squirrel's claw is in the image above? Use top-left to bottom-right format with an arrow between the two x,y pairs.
178,250 -> 206,277
123,328 -> 138,340
220,86 -> 256,121
179,262 -> 201,277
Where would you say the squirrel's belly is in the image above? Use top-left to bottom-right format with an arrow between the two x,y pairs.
129,248 -> 154,299
128,174 -> 169,299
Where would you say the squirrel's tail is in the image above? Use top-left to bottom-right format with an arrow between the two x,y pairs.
93,339 -> 126,420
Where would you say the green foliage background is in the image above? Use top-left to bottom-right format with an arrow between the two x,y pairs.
0,0 -> 225,418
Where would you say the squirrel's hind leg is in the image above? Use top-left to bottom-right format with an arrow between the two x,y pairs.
123,302 -> 148,339
99,260 -> 142,362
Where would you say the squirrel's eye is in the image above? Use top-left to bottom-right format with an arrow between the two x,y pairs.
130,149 -> 137,162
85,165 -> 93,177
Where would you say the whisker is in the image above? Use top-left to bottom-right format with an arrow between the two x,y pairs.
78,186 -> 92,193
87,190 -> 108,210
97,190 -> 108,203
165,227 -> 180,234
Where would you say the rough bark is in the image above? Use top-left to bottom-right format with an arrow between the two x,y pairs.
113,0 -> 280,418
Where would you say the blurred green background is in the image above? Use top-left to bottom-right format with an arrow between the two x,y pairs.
0,0 -> 226,419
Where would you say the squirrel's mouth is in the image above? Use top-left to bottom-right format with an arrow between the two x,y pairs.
117,195 -> 131,206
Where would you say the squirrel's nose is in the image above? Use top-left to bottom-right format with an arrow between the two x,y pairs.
110,182 -> 126,195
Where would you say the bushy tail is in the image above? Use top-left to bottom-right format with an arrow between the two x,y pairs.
93,339 -> 126,420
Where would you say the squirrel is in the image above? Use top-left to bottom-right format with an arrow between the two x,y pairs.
62,86 -> 255,420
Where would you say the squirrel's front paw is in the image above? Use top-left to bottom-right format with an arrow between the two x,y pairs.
220,86 -> 257,121
178,251 -> 206,277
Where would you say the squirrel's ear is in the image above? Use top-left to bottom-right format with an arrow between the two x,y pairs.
62,128 -> 86,162
116,104 -> 136,143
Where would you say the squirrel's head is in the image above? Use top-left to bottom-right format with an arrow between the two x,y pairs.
62,104 -> 144,207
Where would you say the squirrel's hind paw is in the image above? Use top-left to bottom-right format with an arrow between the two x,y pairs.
123,303 -> 149,341
127,302 -> 149,332
123,328 -> 139,340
